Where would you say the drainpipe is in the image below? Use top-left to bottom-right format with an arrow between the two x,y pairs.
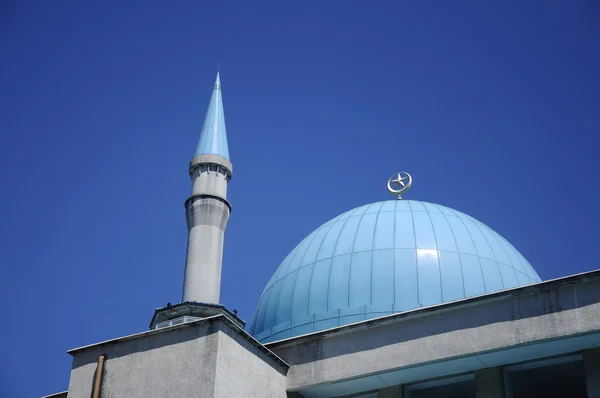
92,354 -> 107,398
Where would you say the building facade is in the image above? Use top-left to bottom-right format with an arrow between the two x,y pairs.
45,74 -> 600,398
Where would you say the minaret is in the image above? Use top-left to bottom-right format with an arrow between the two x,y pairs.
182,71 -> 232,304
149,72 -> 244,330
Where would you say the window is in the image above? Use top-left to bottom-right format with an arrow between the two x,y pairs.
504,355 -> 586,398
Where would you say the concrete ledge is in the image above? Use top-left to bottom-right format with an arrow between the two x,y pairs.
149,301 -> 245,329
268,269 -> 600,350
267,269 -> 600,393
185,194 -> 232,213
67,314 -> 289,372
190,154 -> 233,175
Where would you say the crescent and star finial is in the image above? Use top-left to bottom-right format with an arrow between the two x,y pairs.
387,172 -> 412,200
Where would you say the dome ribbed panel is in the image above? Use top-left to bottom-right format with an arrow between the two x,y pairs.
250,200 -> 541,343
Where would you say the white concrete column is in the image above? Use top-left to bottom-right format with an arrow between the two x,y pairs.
182,154 -> 232,304
585,348 -> 600,398
476,367 -> 504,398
182,197 -> 230,303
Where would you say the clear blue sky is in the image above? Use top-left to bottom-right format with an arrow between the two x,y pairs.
1,1 -> 599,396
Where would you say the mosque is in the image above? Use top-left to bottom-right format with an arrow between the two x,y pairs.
46,73 -> 600,398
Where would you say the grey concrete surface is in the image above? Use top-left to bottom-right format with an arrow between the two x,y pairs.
214,323 -> 287,397
268,271 -> 600,392
191,167 -> 229,198
66,316 -> 288,398
183,152 -> 232,304
585,348 -> 600,398
190,154 -> 233,175
475,367 -> 503,398
182,196 -> 230,303
67,321 -> 220,398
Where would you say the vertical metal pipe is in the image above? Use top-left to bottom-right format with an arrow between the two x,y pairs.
92,354 -> 106,398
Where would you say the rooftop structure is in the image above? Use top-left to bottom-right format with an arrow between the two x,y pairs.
46,74 -> 600,398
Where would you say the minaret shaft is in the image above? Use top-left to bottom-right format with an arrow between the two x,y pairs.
183,194 -> 229,302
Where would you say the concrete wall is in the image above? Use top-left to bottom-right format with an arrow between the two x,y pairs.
67,317 -> 287,398
67,321 -> 220,398
214,323 -> 287,397
269,272 -> 600,392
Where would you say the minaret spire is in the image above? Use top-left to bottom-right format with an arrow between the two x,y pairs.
182,71 -> 233,304
194,71 -> 229,160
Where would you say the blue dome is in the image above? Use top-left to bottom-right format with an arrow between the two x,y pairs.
249,200 -> 541,343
